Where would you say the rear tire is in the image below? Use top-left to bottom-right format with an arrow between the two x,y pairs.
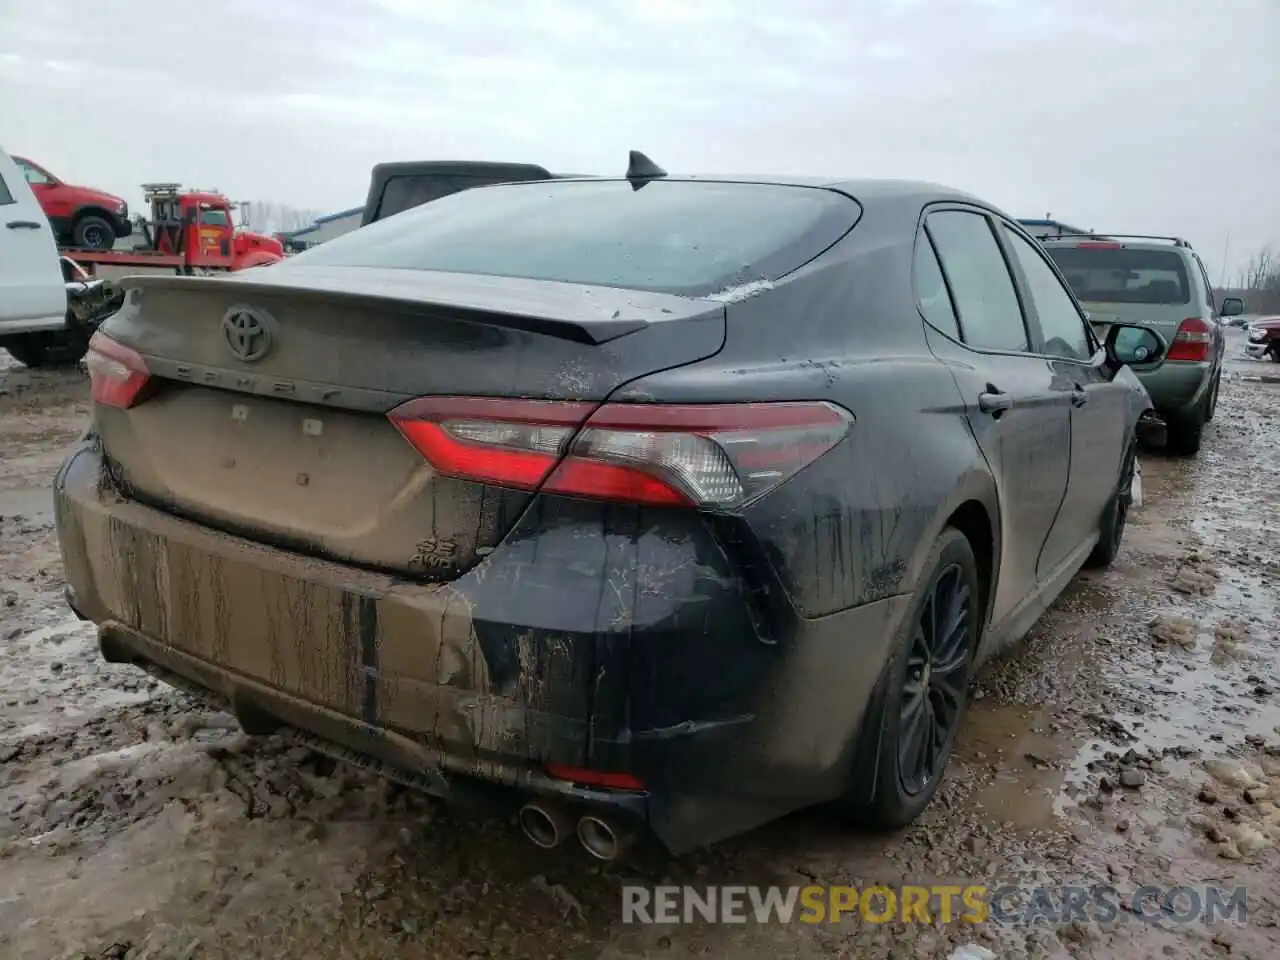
840,527 -> 979,829
1165,416 -> 1204,456
73,214 -> 115,250
1166,385 -> 1211,457
2,337 -> 48,369
1204,374 -> 1220,423
1,331 -> 90,369
1270,344 -> 1280,363
1084,442 -> 1135,569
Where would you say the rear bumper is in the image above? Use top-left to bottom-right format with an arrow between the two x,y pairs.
1136,360 -> 1213,418
53,438 -> 905,852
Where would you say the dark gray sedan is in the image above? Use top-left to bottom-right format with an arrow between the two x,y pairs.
54,167 -> 1163,858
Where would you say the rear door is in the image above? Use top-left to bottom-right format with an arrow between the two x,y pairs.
916,207 -> 1072,627
0,148 -> 66,332
997,221 -> 1129,577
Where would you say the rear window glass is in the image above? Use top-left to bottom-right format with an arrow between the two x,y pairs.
290,179 -> 861,297
1045,246 -> 1191,305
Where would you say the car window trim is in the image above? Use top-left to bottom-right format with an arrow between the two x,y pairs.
918,202 -> 1037,359
913,225 -> 965,341
1192,252 -> 1216,314
993,216 -> 1101,366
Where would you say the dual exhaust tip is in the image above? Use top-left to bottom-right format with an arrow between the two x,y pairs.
518,801 -> 634,861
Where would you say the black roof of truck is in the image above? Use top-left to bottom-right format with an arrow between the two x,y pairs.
361,161 -> 558,226
360,152 -> 670,226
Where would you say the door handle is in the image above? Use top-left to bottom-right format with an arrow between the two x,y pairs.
1071,385 -> 1088,407
6,220 -> 42,229
978,386 -> 1013,416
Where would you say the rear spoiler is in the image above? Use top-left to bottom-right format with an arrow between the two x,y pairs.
117,270 -> 717,347
1040,233 -> 1192,248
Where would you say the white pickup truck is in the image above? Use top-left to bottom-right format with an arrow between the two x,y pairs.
1,144 -> 122,368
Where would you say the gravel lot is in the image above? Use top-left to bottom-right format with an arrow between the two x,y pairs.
2,332 -> 1279,960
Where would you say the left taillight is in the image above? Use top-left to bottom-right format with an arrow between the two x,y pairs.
86,332 -> 151,409
387,396 -> 853,509
1166,317 -> 1213,362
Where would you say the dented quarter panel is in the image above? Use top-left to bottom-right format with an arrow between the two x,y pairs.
609,190 -> 995,620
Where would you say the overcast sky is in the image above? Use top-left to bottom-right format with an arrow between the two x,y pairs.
1,0 -> 1276,280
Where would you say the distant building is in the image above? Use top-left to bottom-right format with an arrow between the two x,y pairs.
1018,218 -> 1093,240
279,206 -> 362,251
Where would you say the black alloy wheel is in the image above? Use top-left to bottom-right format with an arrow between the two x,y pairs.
897,562 -> 971,795
841,526 -> 980,829
1085,442 -> 1135,569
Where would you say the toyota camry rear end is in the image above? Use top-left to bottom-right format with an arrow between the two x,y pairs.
52,174 -> 939,856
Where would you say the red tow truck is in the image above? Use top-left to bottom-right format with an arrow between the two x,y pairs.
63,183 -> 284,281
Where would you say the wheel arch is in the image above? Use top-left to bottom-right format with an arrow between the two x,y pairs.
72,205 -> 118,225
904,469 -> 1001,642
945,498 -> 996,636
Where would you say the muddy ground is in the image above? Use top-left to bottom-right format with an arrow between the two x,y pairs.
2,333 -> 1279,960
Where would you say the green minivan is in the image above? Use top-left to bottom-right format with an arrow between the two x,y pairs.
1041,235 -> 1243,456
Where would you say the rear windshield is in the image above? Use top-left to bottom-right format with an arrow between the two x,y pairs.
289,179 -> 860,297
1045,246 -> 1191,305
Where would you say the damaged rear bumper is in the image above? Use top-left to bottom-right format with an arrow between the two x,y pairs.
53,438 -> 906,852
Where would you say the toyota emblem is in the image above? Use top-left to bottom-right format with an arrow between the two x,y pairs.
221,306 -> 274,363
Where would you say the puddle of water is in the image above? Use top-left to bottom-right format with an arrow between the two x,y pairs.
958,701 -> 1071,829
955,391 -> 1280,836
0,618 -> 156,739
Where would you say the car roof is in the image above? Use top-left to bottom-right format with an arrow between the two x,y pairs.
546,174 -> 996,208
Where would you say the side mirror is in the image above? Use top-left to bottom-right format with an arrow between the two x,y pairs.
1104,323 -> 1166,372
1220,297 -> 1245,318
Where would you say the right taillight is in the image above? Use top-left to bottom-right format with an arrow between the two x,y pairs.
1165,317 -> 1212,362
387,397 -> 852,509
86,332 -> 151,409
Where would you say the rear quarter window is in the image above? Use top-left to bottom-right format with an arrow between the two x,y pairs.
1045,246 -> 1191,305
292,179 -> 862,297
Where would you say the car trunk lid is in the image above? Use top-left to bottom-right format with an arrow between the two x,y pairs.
92,267 -> 725,579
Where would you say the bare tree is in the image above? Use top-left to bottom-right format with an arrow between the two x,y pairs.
1227,245 -> 1280,314
1238,246 -> 1279,292
239,200 -> 325,236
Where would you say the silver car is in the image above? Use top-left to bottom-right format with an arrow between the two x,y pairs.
1041,234 -> 1241,456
